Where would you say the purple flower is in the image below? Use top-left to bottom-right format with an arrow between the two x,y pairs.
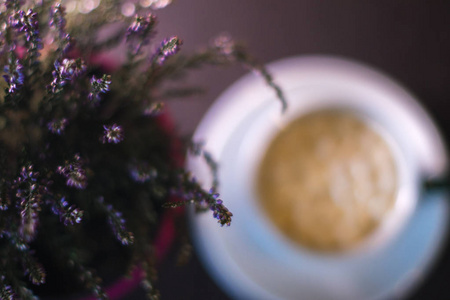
126,14 -> 157,44
47,118 -> 68,134
152,36 -> 182,65
55,58 -> 86,81
49,58 -> 86,93
171,172 -> 233,226
88,74 -> 111,103
129,162 -> 157,183
202,189 -> 233,226
56,154 -> 87,189
51,197 -> 83,226
102,124 -> 124,144
209,193 -> 233,227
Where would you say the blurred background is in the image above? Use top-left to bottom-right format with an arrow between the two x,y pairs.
129,1 -> 450,299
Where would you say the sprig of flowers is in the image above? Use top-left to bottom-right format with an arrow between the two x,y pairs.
165,172 -> 233,227
49,58 -> 86,93
97,197 -> 134,246
50,196 -> 83,226
211,33 -> 287,112
3,54 -> 24,95
152,36 -> 183,65
0,1 -> 285,299
56,154 -> 88,189
10,8 -> 42,65
12,165 -> 43,242
49,3 -> 72,55
126,14 -> 157,55
22,251 -> 46,286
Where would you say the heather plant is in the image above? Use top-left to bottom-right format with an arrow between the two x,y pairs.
0,0 -> 286,299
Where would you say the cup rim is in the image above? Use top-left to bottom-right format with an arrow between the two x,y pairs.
239,102 -> 420,259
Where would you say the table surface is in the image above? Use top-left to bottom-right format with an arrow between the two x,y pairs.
135,1 -> 450,299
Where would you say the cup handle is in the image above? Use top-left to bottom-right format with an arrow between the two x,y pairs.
424,175 -> 450,192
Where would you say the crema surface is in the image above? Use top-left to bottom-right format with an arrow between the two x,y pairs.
256,111 -> 398,252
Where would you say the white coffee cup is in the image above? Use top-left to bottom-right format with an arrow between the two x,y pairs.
188,55 -> 448,300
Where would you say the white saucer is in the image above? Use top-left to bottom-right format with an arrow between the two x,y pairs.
187,55 -> 449,300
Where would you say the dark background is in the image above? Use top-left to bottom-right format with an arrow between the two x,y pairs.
134,1 -> 450,299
